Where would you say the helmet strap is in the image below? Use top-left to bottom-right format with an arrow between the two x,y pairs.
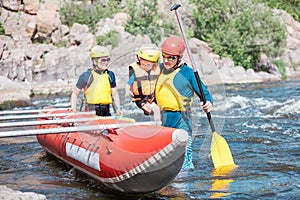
92,58 -> 103,70
92,58 -> 98,68
173,56 -> 181,69
136,55 -> 141,65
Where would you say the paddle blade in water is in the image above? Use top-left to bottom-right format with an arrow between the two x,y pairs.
211,131 -> 234,168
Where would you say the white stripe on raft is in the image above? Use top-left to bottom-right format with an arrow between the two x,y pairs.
66,142 -> 101,171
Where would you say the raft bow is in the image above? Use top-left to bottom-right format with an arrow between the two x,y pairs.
35,109 -> 188,193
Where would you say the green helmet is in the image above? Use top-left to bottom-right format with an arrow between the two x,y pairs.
90,46 -> 110,58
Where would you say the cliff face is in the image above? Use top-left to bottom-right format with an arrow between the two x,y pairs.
0,0 -> 300,106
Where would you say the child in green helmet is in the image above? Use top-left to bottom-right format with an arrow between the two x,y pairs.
71,45 -> 123,116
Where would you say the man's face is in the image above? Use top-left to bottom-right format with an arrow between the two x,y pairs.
162,52 -> 178,70
94,56 -> 110,69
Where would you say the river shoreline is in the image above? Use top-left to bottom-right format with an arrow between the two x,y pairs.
29,75 -> 300,97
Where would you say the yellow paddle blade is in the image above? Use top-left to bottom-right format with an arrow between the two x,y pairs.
211,131 -> 234,168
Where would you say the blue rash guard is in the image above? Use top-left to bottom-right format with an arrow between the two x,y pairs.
173,64 -> 212,103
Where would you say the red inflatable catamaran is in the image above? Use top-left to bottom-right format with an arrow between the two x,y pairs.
35,109 -> 188,194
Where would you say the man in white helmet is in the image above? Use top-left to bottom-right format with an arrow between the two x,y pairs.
71,45 -> 122,116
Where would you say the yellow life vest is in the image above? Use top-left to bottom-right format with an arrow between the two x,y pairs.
84,70 -> 112,104
130,62 -> 160,102
155,68 -> 193,111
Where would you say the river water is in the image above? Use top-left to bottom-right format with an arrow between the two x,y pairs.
0,80 -> 299,199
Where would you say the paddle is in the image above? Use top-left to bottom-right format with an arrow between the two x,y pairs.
170,4 -> 234,168
0,117 -> 97,128
0,111 -> 96,121
0,121 -> 161,138
0,116 -> 135,128
0,107 -> 69,115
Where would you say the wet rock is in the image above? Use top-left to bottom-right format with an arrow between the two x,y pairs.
0,76 -> 32,110
0,185 -> 47,200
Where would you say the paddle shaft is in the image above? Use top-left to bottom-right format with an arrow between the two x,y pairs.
170,4 -> 216,132
0,111 -> 96,121
0,108 -> 69,115
0,121 -> 161,138
0,117 -> 96,128
0,116 -> 136,128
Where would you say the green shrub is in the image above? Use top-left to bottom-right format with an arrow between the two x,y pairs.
253,0 -> 300,21
0,101 -> 13,110
54,40 -> 68,48
191,0 -> 286,70
0,22 -> 4,35
60,0 -> 121,33
96,30 -> 120,48
124,0 -> 177,43
273,60 -> 287,80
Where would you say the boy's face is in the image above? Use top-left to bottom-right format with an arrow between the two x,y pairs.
140,57 -> 157,71
94,56 -> 110,70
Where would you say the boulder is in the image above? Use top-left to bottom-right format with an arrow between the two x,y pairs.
0,76 -> 32,110
0,185 -> 46,200
23,0 -> 40,14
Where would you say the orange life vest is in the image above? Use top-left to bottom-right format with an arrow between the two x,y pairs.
130,62 -> 160,103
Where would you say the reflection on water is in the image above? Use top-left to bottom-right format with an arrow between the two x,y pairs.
0,80 -> 299,199
210,165 -> 237,198
210,179 -> 234,198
